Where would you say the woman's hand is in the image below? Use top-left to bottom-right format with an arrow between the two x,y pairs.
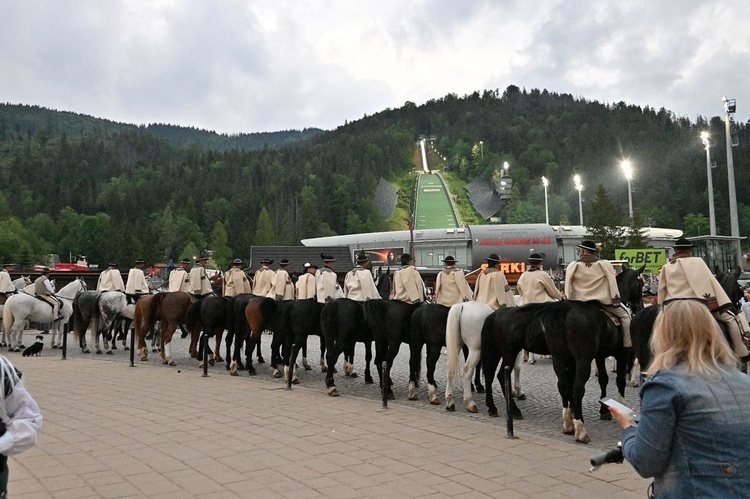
609,407 -> 637,429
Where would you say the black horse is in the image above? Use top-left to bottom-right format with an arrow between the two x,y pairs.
316,266 -> 392,395
616,264 -> 645,315
281,298 -> 326,388
715,266 -> 742,310
482,301 -> 626,444
185,295 -> 228,366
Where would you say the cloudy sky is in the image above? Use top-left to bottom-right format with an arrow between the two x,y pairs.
1,1 -> 748,134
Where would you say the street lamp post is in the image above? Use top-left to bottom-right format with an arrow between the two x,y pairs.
700,131 -> 717,236
621,160 -> 634,220
574,174 -> 584,225
723,96 -> 742,266
541,176 -> 549,225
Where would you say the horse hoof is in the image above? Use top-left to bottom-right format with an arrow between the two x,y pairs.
576,435 -> 591,444
96,350 -> 103,355
529,359 -> 536,365
230,371 -> 239,376
304,364 -> 312,371
446,404 -> 455,412
83,349 -> 91,354
467,405 -> 478,414
124,347 -> 129,351
600,412 -> 613,421
273,371 -> 282,379
321,366 -> 327,373
151,348 -> 158,353
563,429 -> 574,435
139,356 -> 148,362
51,345 -> 58,349
387,390 -> 395,401
429,398 -> 440,406
162,360 -> 169,365
190,352 -> 197,359
106,351 -> 113,355
248,368 -> 257,376
475,385 -> 485,394
257,357 -> 265,364
327,386 -> 339,397
208,359 -> 215,367
488,409 -> 498,418
215,356 -> 223,363
350,372 -> 358,378
516,393 -> 527,401
365,376 -> 374,384
292,378 -> 299,385
169,361 -> 176,367
512,410 -> 524,420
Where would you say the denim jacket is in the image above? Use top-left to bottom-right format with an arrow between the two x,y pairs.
621,364 -> 750,498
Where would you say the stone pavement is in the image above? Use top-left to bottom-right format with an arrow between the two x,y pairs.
6,336 -> 652,498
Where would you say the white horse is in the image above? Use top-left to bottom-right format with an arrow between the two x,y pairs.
3,278 -> 87,351
445,301 -> 527,413
0,276 -> 32,346
444,301 -> 494,413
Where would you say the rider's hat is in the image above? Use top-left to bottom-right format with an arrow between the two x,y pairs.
231,258 -> 243,265
356,252 -> 368,263
303,262 -> 318,270
1,263 -> 13,267
41,267 -> 51,274
107,261 -> 118,268
180,258 -> 191,265
486,253 -> 501,263
400,253 -> 413,265
260,258 -> 274,265
443,256 -> 457,265
528,253 -> 544,263
279,258 -> 290,266
134,259 -> 145,264
577,240 -> 598,252
321,253 -> 335,263
672,238 -> 693,249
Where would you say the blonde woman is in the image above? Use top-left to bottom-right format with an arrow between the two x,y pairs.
611,300 -> 750,498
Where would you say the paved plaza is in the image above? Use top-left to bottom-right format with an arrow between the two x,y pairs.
6,330 -> 651,498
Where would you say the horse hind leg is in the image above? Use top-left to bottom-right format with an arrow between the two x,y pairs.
512,351 -> 526,400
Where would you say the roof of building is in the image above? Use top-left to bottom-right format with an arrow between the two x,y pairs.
249,246 -> 353,273
465,178 -> 503,220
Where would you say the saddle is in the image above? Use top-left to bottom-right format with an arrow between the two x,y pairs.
35,295 -> 63,317
600,307 -> 621,327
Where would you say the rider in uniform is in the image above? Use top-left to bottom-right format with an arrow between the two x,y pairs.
224,258 -> 252,297
344,252 -> 380,301
295,263 -> 317,300
271,259 -> 295,301
315,253 -> 344,304
516,253 -> 562,305
473,253 -> 516,310
188,255 -> 214,299
34,268 -> 60,319
96,262 -> 125,292
565,241 -> 631,348
434,255 -> 472,307
168,259 -> 191,292
0,264 -> 17,296
658,238 -> 749,359
390,253 -> 425,304
252,258 -> 275,298
125,259 -> 149,302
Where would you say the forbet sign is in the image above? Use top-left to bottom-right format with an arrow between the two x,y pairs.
615,248 -> 667,275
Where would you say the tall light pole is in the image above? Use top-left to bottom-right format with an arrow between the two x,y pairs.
700,131 -> 717,236
621,160 -> 634,220
479,140 -> 484,159
723,96 -> 742,266
574,174 -> 584,225
541,176 -> 550,225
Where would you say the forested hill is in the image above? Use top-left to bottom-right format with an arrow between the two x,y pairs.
0,104 -> 323,151
0,86 -> 748,269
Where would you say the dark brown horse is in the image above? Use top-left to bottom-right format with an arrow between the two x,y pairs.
228,296 -> 277,376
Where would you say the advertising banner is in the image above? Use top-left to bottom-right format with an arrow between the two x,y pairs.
615,248 -> 667,275
355,248 -> 404,266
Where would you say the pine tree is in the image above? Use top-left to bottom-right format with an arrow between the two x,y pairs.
254,207 -> 274,246
626,209 -> 648,248
586,186 -> 625,259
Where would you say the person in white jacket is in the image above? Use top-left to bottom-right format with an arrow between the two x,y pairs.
0,355 -> 42,495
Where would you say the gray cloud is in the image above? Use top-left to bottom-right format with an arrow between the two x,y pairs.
0,0 -> 747,133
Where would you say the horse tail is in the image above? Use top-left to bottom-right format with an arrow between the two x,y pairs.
2,297 -> 13,335
186,299 -> 201,332
148,293 -> 168,332
445,303 -> 464,386
72,294 -> 85,344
